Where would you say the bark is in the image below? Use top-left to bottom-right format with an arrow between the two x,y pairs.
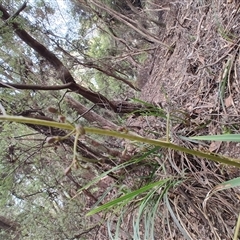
0,1 -> 27,29
112,99 -> 144,113
0,81 -> 73,91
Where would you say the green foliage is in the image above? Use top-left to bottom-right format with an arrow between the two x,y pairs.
87,178 -> 174,216
88,33 -> 111,58
0,114 -> 239,239
86,31 -> 127,96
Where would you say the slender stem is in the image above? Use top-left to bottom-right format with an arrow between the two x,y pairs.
1,115 -> 240,167
84,127 -> 240,167
0,115 -> 74,130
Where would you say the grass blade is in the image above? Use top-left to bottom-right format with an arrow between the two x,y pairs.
190,134 -> 240,142
86,179 -> 170,216
210,177 -> 240,193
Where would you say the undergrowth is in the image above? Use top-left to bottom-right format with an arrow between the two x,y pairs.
0,101 -> 240,239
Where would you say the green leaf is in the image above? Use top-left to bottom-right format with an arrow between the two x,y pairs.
212,177 -> 240,192
86,179 -> 170,216
190,134 -> 240,142
204,177 -> 240,205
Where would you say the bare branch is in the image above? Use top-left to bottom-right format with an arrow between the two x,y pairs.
0,81 -> 74,91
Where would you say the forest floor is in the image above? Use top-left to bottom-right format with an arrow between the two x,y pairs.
121,1 -> 240,239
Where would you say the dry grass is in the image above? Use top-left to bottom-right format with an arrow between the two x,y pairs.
126,0 -> 240,239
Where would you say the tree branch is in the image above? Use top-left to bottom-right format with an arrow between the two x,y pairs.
0,3 -> 116,110
0,81 -> 74,91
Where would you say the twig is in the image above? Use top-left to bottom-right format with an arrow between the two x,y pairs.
197,38 -> 240,72
228,47 -> 239,113
0,81 -> 74,90
187,15 -> 205,58
74,104 -> 96,122
219,57 -> 232,114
